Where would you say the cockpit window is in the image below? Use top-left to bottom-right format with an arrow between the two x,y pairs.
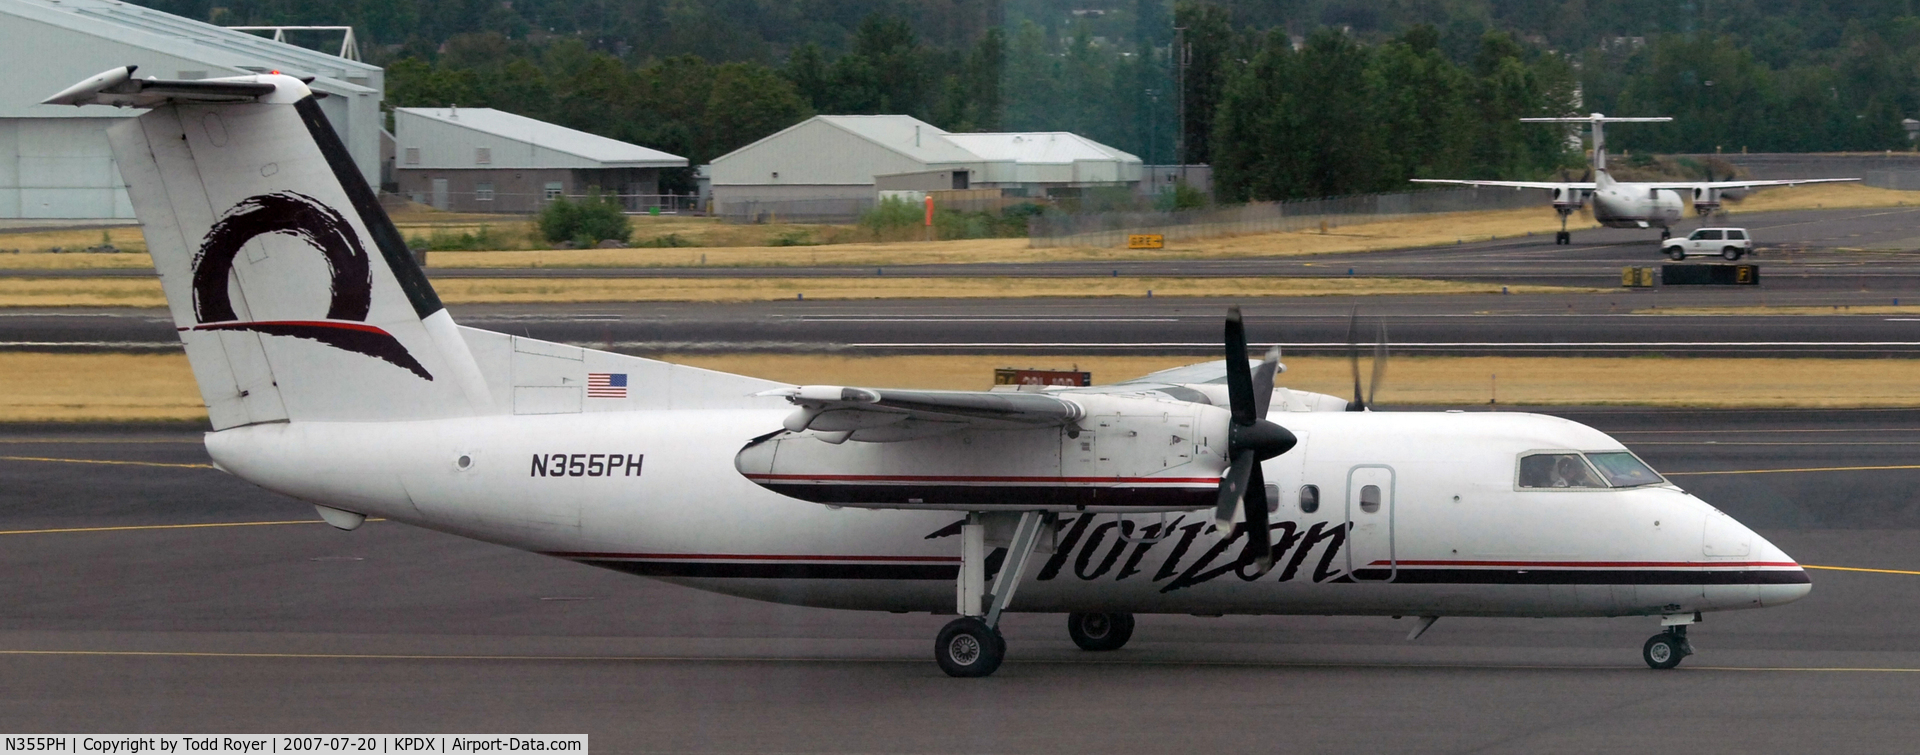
1518,453 -> 1607,489
1586,451 -> 1666,487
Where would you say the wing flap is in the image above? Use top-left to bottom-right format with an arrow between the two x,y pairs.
765,385 -> 1085,440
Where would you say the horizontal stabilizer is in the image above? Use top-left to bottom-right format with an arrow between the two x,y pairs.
43,65 -> 287,108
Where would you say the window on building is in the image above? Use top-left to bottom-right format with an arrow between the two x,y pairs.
404,148 -> 419,165
544,182 -> 564,200
476,147 -> 491,165
475,183 -> 494,202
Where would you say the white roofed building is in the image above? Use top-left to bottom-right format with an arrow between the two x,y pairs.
708,115 -> 1142,221
0,0 -> 384,218
393,107 -> 687,214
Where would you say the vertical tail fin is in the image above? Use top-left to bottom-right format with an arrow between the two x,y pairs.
54,68 -> 494,428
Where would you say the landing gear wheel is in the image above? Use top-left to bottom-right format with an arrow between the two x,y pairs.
936,617 -> 1005,677
1666,247 -> 1686,261
1555,231 -> 1570,245
1722,246 -> 1743,261
1067,612 -> 1136,651
1661,229 -> 1672,241
1642,631 -> 1692,670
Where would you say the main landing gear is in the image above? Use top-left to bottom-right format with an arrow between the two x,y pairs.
1554,209 -> 1573,245
1067,612 -> 1136,651
935,511 -> 1050,677
1642,612 -> 1699,669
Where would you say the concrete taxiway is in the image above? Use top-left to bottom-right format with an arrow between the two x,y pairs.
9,295 -> 1920,357
2,410 -> 1918,751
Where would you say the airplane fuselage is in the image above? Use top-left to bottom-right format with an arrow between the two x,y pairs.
207,409 -> 1808,619
1590,184 -> 1688,230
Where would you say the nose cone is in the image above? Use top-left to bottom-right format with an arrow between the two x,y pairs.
1750,530 -> 1812,607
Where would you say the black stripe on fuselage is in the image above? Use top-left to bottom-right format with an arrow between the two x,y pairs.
573,558 -> 1807,585
575,558 -> 960,580
1340,568 -> 1811,585
754,483 -> 1216,510
292,95 -> 444,319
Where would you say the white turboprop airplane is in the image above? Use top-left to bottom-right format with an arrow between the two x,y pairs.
1413,113 -> 1859,245
48,68 -> 1811,677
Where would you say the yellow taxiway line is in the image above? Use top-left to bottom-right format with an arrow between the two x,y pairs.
1665,464 -> 1920,476
0,519 -> 381,536
1802,564 -> 1920,576
0,454 -> 211,469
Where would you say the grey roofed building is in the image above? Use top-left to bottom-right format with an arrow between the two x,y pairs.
0,0 -> 384,219
393,107 -> 688,214
707,114 -> 1143,221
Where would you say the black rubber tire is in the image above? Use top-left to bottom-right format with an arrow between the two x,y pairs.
1067,612 -> 1136,651
1666,246 -> 1686,261
1722,246 -> 1742,260
1643,633 -> 1685,670
936,617 -> 1005,677
1555,231 -> 1570,245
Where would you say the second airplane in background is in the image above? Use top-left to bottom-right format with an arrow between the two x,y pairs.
1413,113 -> 1858,245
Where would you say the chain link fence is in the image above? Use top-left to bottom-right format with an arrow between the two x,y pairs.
1027,186 -> 1549,248
714,197 -> 875,224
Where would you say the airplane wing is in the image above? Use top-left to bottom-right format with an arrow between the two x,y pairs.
1410,179 -> 1594,190
1634,178 -> 1860,190
1117,359 -> 1235,385
762,385 -> 1086,442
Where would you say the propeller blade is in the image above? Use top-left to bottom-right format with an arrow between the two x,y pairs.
1224,306 -> 1256,425
1243,462 -> 1274,572
1214,449 -> 1255,533
1345,309 -> 1365,412
1251,345 -> 1281,419
1368,321 -> 1389,409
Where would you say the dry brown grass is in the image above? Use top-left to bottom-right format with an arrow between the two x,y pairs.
1724,182 -> 1920,213
11,352 -> 1915,422
8,182 -> 1911,273
0,353 -> 204,422
0,278 -> 167,307
675,354 -> 1920,408
0,226 -> 148,255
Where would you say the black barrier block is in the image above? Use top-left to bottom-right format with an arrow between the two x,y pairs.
1662,264 -> 1759,285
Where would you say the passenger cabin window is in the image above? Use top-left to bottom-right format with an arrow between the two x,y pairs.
1265,484 -> 1280,513
1727,230 -> 1746,240
1299,485 -> 1319,514
1587,452 -> 1666,487
1359,484 -> 1381,513
1692,229 -> 1724,241
1518,453 -> 1607,489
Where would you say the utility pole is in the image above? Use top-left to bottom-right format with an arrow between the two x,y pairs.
1173,24 -> 1187,185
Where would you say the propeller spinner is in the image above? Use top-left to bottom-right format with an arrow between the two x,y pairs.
1212,306 -> 1298,572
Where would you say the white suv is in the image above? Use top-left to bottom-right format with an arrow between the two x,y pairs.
1664,227 -> 1752,260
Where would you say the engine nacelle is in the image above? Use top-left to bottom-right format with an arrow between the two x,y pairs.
1552,185 -> 1588,213
1691,185 -> 1721,215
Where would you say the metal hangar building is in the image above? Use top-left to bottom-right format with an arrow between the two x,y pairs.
0,0 -> 383,219
707,114 -> 1142,220
392,107 -> 687,214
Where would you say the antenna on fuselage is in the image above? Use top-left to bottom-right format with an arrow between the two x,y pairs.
1520,113 -> 1673,173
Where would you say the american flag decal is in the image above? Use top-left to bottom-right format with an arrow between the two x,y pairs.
587,372 -> 628,398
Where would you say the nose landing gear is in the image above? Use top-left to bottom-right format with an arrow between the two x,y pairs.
1643,612 -> 1699,669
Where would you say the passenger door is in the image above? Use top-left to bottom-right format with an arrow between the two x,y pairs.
1344,465 -> 1396,582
